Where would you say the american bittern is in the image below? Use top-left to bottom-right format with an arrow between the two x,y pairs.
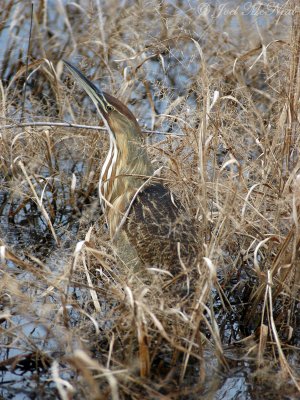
64,61 -> 198,273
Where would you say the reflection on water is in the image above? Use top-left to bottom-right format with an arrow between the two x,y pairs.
215,374 -> 251,400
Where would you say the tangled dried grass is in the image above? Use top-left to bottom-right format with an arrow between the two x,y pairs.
1,1 -> 300,399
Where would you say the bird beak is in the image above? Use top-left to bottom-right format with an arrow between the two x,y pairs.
63,60 -> 109,117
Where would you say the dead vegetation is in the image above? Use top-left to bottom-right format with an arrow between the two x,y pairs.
1,1 -> 300,399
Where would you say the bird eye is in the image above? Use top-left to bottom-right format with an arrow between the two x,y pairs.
106,104 -> 114,112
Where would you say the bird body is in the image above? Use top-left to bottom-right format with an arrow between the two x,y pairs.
124,183 -> 198,272
64,61 -> 198,273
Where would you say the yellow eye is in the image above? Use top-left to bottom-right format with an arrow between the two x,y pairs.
106,104 -> 114,112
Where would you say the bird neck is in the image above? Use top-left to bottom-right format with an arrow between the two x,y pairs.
100,128 -> 154,210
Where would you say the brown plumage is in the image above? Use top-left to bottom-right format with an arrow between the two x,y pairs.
64,61 -> 199,273
124,184 -> 198,273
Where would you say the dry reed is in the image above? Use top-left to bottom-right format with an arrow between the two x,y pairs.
0,1 -> 300,399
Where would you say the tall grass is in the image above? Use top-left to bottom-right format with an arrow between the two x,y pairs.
0,1 -> 300,398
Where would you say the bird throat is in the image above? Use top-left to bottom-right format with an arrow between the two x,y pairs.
99,132 -> 153,238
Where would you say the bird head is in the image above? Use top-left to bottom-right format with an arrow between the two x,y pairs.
63,60 -> 144,145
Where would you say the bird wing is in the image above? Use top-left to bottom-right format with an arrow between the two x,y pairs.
124,184 -> 198,271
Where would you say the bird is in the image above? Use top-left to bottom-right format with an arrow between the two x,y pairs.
63,61 -> 199,275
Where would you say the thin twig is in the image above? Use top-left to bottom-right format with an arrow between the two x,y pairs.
18,161 -> 59,245
0,121 -> 184,136
20,2 -> 34,122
